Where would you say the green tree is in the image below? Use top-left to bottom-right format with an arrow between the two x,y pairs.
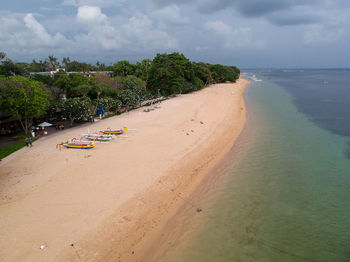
0,52 -> 6,61
0,60 -> 24,76
230,66 -> 240,75
91,72 -> 123,90
54,97 -> 93,126
193,62 -> 212,85
97,97 -> 122,112
122,75 -> 149,105
54,73 -> 91,98
62,57 -> 70,71
112,60 -> 136,77
47,55 -> 59,71
135,59 -> 152,81
0,76 -> 50,134
71,84 -> 91,97
122,75 -> 145,90
210,64 -> 239,83
95,61 -> 107,71
147,52 -> 194,96
62,60 -> 95,72
116,89 -> 139,109
192,77 -> 204,90
31,74 -> 56,86
28,59 -> 43,72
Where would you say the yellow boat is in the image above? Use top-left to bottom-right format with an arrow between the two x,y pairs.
61,139 -> 96,149
101,127 -> 127,135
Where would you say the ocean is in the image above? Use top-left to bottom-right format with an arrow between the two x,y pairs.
154,70 -> 350,262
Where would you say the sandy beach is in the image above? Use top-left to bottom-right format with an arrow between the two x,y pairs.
0,78 -> 249,262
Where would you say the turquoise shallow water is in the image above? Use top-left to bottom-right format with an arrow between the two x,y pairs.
157,77 -> 350,262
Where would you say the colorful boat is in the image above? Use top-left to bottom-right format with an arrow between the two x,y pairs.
81,133 -> 113,142
62,139 -> 96,149
101,127 -> 127,135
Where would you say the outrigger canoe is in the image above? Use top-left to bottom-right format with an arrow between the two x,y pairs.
81,133 -> 113,142
62,139 -> 96,149
101,127 -> 127,135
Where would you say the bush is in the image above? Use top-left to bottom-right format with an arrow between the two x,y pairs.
48,97 -> 93,126
192,77 -> 204,90
97,97 -> 122,112
147,52 -> 194,96
116,89 -> 139,108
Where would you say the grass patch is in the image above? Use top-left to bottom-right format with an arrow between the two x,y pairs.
0,138 -> 37,160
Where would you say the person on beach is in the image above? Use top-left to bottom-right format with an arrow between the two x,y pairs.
28,137 -> 32,147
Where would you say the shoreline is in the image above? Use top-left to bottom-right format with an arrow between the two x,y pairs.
142,84 -> 257,262
134,79 -> 249,262
0,78 -> 249,262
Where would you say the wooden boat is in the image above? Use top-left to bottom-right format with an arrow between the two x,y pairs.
62,138 -> 96,149
81,133 -> 113,142
101,127 -> 127,135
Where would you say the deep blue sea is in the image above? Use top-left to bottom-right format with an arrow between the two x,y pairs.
153,70 -> 350,262
264,69 -> 350,138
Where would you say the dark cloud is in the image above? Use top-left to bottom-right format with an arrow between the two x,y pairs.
198,0 -> 294,15
150,0 -> 346,28
198,1 -> 230,13
236,0 -> 292,17
0,0 -> 349,67
151,0 -> 189,8
197,0 -> 327,26
267,12 -> 321,26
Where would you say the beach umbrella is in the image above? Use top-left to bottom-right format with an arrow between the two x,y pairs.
38,122 -> 52,127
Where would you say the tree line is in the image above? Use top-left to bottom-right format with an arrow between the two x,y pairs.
0,51 -> 240,135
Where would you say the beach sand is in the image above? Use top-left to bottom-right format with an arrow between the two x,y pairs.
0,78 -> 249,262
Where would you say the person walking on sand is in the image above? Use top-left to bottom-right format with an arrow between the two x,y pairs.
28,137 -> 33,147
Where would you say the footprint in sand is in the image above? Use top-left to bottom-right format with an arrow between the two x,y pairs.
123,216 -> 131,222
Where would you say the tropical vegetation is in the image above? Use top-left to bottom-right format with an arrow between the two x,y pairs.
0,51 -> 240,134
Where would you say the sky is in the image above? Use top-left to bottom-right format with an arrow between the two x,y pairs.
1,0 -> 350,68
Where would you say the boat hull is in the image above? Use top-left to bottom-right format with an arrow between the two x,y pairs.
102,131 -> 124,135
85,137 -> 110,142
101,128 -> 127,135
62,141 -> 96,149
63,145 -> 95,149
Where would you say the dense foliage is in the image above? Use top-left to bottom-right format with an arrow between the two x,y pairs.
48,97 -> 93,126
97,97 -> 122,112
0,51 -> 239,134
147,53 -> 194,96
0,76 -> 50,133
147,53 -> 240,96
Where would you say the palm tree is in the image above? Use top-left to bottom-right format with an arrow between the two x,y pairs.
62,57 -> 70,71
0,51 -> 6,62
48,55 -> 59,71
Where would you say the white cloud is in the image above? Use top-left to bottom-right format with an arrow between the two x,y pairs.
77,6 -> 107,24
24,14 -> 52,45
74,6 -> 178,51
23,13 -> 68,47
1,0 -> 348,66
152,4 -> 190,26
63,0 -> 124,7
120,15 -> 178,50
45,15 -> 82,33
0,6 -> 178,60
205,20 -> 264,49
